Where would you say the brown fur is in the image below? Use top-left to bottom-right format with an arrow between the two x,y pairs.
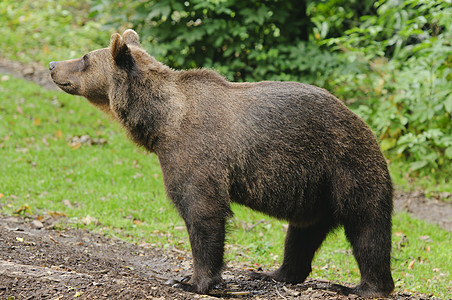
49,30 -> 394,297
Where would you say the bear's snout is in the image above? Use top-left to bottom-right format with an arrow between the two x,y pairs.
48,61 -> 58,71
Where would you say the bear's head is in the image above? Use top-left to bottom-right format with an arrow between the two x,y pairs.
49,29 -> 148,112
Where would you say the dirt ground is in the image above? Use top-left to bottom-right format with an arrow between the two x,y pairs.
1,58 -> 450,299
0,213 -> 442,300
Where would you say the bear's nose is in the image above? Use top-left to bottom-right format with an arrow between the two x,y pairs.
48,61 -> 57,71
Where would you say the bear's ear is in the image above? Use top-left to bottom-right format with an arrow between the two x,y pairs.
123,29 -> 141,47
110,33 -> 135,70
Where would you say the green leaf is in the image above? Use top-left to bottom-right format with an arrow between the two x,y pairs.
444,93 -> 452,113
445,147 -> 452,159
380,138 -> 396,151
410,160 -> 428,171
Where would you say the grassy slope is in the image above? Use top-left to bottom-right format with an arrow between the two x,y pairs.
0,1 -> 111,65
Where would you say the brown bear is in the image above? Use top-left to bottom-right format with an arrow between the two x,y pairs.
49,29 -> 394,297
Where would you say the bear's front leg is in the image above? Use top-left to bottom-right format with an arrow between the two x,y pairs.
171,215 -> 227,294
162,167 -> 232,294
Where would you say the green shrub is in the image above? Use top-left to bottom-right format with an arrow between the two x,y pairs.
90,0 -> 369,84
325,0 -> 452,175
91,0 -> 452,177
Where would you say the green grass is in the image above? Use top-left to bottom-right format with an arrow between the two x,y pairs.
0,76 -> 450,298
390,161 -> 452,202
0,0 -> 112,66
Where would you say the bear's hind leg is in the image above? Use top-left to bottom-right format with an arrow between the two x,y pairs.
344,218 -> 394,297
250,221 -> 333,284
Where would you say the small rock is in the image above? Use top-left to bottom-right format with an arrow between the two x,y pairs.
22,67 -> 34,76
31,220 -> 44,229
92,138 -> 107,145
79,135 -> 91,144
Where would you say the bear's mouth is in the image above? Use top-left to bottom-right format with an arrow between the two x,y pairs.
54,81 -> 71,87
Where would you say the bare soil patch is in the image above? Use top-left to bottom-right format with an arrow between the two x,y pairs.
0,215 -> 436,299
394,190 -> 451,231
0,58 -> 57,91
1,57 -> 449,299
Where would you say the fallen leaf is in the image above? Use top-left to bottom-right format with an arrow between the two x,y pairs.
181,260 -> 191,269
15,205 -> 33,215
418,235 -> 433,243
133,219 -> 144,226
16,147 -> 28,153
408,259 -> 415,269
42,44 -> 50,54
283,286 -> 301,297
227,291 -> 250,296
81,215 -> 99,226
47,211 -> 67,218
48,235 -> 59,244
133,173 -> 143,179
62,199 -> 73,208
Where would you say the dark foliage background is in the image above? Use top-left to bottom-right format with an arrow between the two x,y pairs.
90,0 -> 452,176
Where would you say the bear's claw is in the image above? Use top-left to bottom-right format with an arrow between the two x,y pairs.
248,271 -> 274,281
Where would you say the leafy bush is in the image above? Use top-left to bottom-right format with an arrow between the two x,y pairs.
90,0 -> 364,84
325,0 -> 452,174
91,0 -> 451,177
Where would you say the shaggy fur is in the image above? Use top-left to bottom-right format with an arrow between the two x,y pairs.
49,30 -> 394,297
